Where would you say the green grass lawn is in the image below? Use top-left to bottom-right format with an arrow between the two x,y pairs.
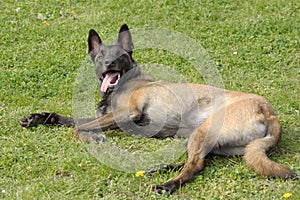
1,0 -> 299,199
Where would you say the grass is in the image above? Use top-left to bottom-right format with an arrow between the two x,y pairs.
0,0 -> 299,199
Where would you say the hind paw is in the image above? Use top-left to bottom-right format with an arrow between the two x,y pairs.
155,181 -> 179,194
145,163 -> 184,174
284,172 -> 299,180
145,164 -> 170,174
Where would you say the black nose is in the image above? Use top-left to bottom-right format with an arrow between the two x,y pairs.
105,60 -> 114,67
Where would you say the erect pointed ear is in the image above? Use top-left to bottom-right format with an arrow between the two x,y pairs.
88,29 -> 102,62
117,24 -> 134,54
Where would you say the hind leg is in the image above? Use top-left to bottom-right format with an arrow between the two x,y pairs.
155,101 -> 258,194
155,114 -> 220,194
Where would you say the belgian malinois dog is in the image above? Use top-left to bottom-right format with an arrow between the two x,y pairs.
20,24 -> 297,194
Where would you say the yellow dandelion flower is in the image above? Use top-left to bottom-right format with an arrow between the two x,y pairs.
42,21 -> 49,26
283,193 -> 292,198
135,170 -> 145,177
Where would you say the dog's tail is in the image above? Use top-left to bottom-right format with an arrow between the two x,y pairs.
244,103 -> 297,179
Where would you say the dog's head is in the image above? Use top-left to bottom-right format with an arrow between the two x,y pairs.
88,24 -> 136,94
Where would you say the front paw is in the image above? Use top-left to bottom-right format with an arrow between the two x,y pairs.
19,112 -> 55,127
155,181 -> 179,194
73,130 -> 107,144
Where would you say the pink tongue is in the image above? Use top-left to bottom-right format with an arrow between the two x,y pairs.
100,72 -> 119,93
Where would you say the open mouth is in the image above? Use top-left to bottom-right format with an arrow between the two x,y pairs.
100,71 -> 121,93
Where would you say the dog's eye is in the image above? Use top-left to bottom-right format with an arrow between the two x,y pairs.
96,56 -> 104,64
96,50 -> 105,60
100,49 -> 105,57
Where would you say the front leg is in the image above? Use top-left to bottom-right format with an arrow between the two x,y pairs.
72,109 -> 142,140
73,112 -> 117,132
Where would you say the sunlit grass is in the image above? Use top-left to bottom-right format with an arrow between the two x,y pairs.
0,0 -> 299,199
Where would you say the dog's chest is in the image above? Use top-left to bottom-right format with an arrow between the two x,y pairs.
96,93 -> 113,117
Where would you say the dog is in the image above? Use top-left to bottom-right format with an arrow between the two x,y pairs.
20,24 -> 297,194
